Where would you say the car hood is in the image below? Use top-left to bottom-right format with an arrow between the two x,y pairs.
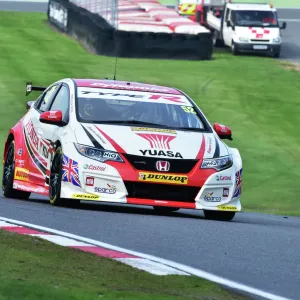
77,124 -> 230,160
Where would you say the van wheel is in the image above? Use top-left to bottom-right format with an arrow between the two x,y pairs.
231,42 -> 239,55
2,141 -> 31,200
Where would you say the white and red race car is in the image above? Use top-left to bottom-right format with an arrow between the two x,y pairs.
2,79 -> 242,221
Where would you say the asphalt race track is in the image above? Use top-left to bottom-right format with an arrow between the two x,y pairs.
1,194 -> 300,300
0,1 -> 300,300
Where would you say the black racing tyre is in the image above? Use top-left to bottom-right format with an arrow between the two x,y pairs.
49,147 -> 80,208
153,206 -> 180,213
204,210 -> 235,221
2,140 -> 31,200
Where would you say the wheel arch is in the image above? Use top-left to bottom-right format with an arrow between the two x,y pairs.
3,132 -> 16,162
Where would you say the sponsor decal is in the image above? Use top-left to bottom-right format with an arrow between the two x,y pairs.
17,149 -> 22,156
140,150 -> 183,158
71,193 -> 100,200
139,172 -> 188,185
26,121 -> 39,149
131,127 -> 177,134
80,91 -> 143,99
148,94 -> 185,104
83,164 -> 106,171
233,169 -> 243,198
223,188 -> 229,197
201,160 -> 218,168
14,168 -> 29,181
94,184 -> 117,194
156,161 -> 170,172
216,175 -> 232,181
85,176 -> 94,186
218,205 -> 238,211
136,133 -> 176,149
48,111 -> 58,119
87,126 -> 107,144
207,137 -> 212,154
181,106 -> 196,114
15,159 -> 25,167
13,182 -> 47,194
204,192 -> 221,202
62,155 -> 81,187
25,120 -> 50,160
89,83 -> 173,93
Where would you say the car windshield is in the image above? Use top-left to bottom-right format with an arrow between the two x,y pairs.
233,10 -> 279,27
76,88 -> 208,131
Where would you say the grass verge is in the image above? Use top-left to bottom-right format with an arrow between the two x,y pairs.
0,230 -> 247,300
0,12 -> 300,216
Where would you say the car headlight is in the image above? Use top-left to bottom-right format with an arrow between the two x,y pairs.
74,143 -> 124,163
239,37 -> 249,42
273,37 -> 281,43
201,155 -> 233,172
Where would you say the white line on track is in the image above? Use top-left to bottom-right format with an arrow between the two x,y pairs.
0,216 -> 292,300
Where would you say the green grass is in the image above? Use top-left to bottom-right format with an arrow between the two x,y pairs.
1,12 -> 300,216
159,0 -> 300,7
0,230 -> 246,300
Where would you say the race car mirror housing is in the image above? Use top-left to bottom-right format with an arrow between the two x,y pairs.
40,110 -> 65,126
213,123 -> 233,141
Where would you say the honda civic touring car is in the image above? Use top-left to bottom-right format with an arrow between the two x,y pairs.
2,79 -> 243,221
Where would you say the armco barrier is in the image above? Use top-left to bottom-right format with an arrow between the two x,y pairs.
47,0 -> 213,60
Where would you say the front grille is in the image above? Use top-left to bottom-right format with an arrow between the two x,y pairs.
251,39 -> 270,42
124,181 -> 200,203
123,154 -> 198,174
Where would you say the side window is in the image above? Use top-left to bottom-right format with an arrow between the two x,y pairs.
49,85 -> 69,120
37,85 -> 59,112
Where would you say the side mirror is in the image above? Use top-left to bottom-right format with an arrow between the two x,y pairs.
26,101 -> 35,111
280,21 -> 286,30
213,123 -> 233,140
40,110 -> 64,125
226,20 -> 231,27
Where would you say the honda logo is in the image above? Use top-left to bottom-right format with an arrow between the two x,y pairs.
156,161 -> 170,172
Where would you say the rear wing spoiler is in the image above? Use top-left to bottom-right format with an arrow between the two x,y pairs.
26,82 -> 46,96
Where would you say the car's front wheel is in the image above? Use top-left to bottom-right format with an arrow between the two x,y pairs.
49,147 -> 80,208
2,140 -> 31,200
203,210 -> 235,221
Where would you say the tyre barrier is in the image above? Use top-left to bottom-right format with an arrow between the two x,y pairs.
47,0 -> 213,60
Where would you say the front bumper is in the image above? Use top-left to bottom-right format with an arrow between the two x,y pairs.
235,42 -> 281,54
60,143 -> 242,212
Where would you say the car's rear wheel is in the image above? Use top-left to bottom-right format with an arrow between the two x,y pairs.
153,206 -> 180,213
204,210 -> 235,221
2,140 -> 31,200
49,147 -> 80,208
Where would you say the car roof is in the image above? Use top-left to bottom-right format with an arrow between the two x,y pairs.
73,79 -> 182,95
227,3 -> 275,12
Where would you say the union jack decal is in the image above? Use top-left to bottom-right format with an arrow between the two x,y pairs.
62,154 -> 81,187
233,169 -> 242,198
